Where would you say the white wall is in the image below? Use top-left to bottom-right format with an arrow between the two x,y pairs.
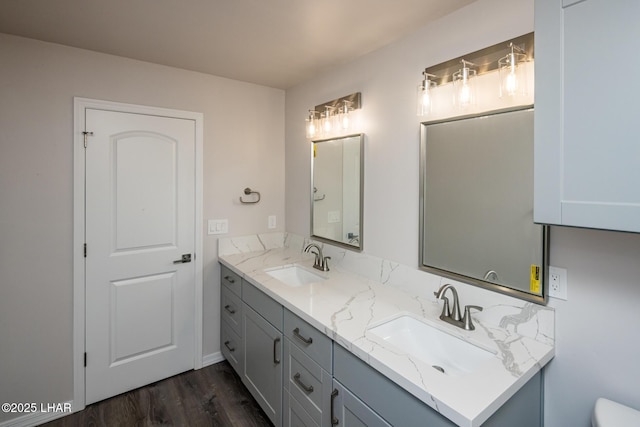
285,0 -> 640,426
0,33 -> 284,423
545,226 -> 640,426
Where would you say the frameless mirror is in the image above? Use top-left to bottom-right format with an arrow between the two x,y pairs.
311,134 -> 363,250
420,107 -> 548,303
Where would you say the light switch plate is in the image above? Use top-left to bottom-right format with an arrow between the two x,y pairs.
327,211 -> 341,223
208,219 -> 229,235
268,215 -> 276,229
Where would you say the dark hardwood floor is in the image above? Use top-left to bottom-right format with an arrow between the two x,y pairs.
41,361 -> 272,427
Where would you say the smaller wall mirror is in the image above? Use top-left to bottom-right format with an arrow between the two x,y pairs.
311,134 -> 364,250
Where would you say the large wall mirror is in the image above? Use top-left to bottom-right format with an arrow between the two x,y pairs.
311,134 -> 363,250
419,107 -> 548,303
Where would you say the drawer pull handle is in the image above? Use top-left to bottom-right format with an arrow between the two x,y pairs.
331,388 -> 339,425
293,327 -> 313,345
273,337 -> 281,364
293,373 -> 314,393
224,340 -> 235,352
224,304 -> 236,314
224,275 -> 236,284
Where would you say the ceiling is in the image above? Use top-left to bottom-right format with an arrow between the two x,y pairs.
0,0 -> 476,89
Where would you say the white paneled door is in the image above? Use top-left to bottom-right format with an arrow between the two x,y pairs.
84,108 -> 196,404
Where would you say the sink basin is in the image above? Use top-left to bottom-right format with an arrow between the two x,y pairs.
265,265 -> 327,287
367,314 -> 496,377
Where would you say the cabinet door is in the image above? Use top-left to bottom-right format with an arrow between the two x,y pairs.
535,0 -> 640,232
243,303 -> 283,426
330,381 -> 391,427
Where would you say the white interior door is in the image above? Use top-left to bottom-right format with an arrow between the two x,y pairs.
84,108 -> 196,404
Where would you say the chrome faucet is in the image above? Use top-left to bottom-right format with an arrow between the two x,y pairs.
304,243 -> 331,272
434,284 -> 483,330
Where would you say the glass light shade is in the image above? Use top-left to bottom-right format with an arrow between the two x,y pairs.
339,101 -> 351,130
453,63 -> 477,109
417,82 -> 437,116
417,84 -> 430,116
306,110 -> 318,138
417,72 -> 437,116
499,49 -> 527,98
322,107 -> 334,135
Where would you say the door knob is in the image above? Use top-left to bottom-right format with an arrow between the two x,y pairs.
173,254 -> 192,264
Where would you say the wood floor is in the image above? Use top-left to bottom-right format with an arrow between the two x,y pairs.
41,361 -> 272,427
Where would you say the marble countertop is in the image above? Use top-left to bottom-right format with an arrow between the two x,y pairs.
219,243 -> 554,427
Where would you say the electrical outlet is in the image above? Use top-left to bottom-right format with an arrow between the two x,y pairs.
548,266 -> 568,300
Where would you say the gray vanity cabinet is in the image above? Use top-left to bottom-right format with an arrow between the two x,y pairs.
535,0 -> 640,232
242,281 -> 284,427
220,265 -> 542,427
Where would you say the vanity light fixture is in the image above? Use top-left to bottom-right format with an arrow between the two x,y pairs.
452,59 -> 477,108
305,92 -> 361,139
417,70 -> 437,116
498,42 -> 527,98
416,33 -> 534,117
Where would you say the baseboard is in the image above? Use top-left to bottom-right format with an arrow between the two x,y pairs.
0,401 -> 74,427
202,351 -> 224,367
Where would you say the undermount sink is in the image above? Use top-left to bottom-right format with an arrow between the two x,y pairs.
367,314 -> 496,377
264,264 -> 328,287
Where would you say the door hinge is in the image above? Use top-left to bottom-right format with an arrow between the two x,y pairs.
84,352 -> 87,367
84,243 -> 87,258
82,131 -> 94,148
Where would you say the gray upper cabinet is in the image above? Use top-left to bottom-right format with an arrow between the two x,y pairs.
534,0 -> 640,232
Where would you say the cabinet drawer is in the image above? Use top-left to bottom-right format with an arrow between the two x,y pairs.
284,391 -> 319,427
221,265 -> 242,297
221,285 -> 242,336
284,339 -> 332,425
221,322 -> 243,375
243,281 -> 283,330
284,309 -> 332,373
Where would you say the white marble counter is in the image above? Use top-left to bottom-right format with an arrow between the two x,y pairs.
218,233 -> 554,427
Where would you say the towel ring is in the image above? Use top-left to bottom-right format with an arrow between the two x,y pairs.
313,186 -> 326,201
240,187 -> 261,204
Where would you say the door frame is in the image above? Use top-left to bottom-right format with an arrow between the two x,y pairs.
72,97 -> 204,411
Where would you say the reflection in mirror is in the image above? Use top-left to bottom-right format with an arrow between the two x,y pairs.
419,107 -> 548,303
311,134 -> 363,250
